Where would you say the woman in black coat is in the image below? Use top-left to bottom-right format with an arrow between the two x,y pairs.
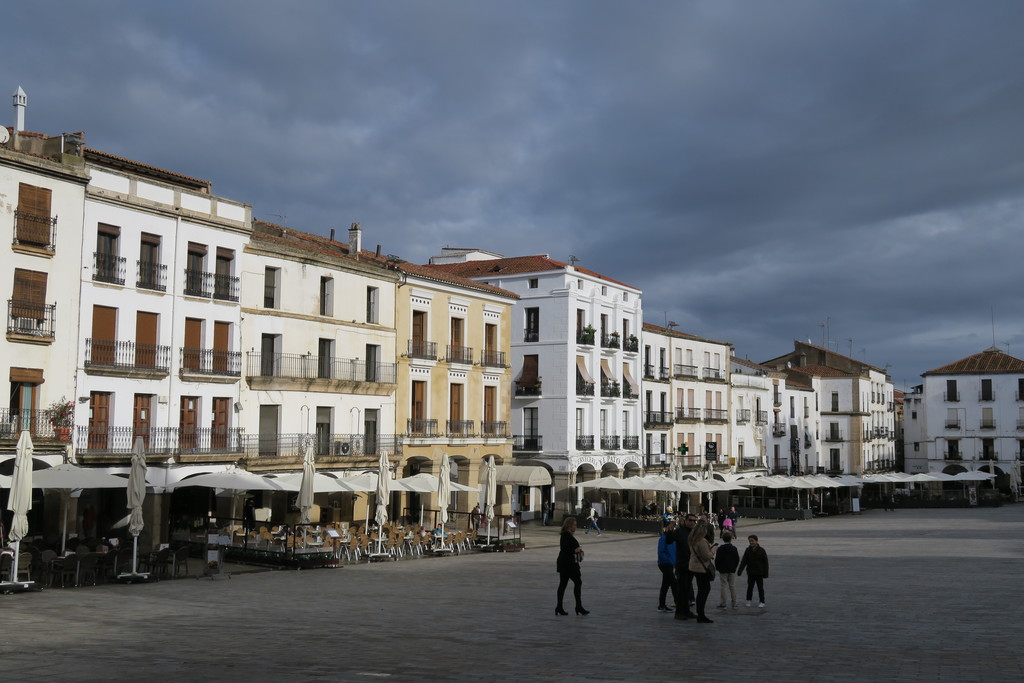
555,517 -> 588,615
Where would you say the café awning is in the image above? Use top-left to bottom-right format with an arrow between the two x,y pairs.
495,465 -> 552,487
575,356 -> 595,384
622,363 -> 639,396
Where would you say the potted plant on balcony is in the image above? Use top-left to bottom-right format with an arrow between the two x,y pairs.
47,396 -> 75,441
580,325 -> 596,345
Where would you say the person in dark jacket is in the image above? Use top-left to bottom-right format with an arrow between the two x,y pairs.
714,531 -> 740,609
656,520 -> 678,612
555,517 -> 588,615
667,514 -> 697,620
736,534 -> 769,608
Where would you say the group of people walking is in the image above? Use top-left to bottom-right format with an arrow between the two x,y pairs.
555,508 -> 769,623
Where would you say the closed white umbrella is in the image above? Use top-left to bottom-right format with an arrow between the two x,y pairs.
298,439 -> 316,525
437,454 -> 452,548
124,436 -> 148,578
483,456 -> 497,543
4,431 -> 33,587
375,451 -> 391,554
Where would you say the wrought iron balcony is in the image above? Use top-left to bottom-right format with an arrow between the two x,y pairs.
705,409 -> 728,422
524,328 -> 539,343
446,344 -> 474,365
576,378 -> 595,396
659,367 -> 671,381
622,382 -> 636,399
93,252 -> 126,285
673,364 -> 698,379
180,348 -> 242,376
76,426 -> 245,456
514,381 -> 542,397
247,352 -> 396,384
943,451 -> 962,460
481,421 -> 509,438
823,430 -> 843,441
408,339 -> 438,360
480,349 -> 508,368
183,268 -> 213,297
945,420 -> 961,429
576,435 -> 595,450
623,337 -> 639,352
600,333 -> 620,349
773,423 -> 790,437
13,210 -> 57,251
600,435 -> 620,450
576,329 -> 595,345
512,435 -> 543,451
600,380 -> 621,398
7,300 -> 56,339
213,273 -> 240,302
137,260 -> 168,292
407,419 -> 439,438
85,339 -> 171,373
622,435 -> 639,450
702,367 -> 725,381
238,432 -> 402,459
773,394 -> 782,407
644,411 -> 673,427
643,363 -> 655,380
736,409 -> 751,424
0,408 -> 65,441
755,411 -> 769,425
675,407 -> 701,422
446,420 -> 476,438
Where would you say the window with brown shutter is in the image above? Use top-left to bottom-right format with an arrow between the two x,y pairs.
12,269 -> 47,319
16,183 -> 53,247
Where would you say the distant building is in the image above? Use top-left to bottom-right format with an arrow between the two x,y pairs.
903,347 -> 1023,493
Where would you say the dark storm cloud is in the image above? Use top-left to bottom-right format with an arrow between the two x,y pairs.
7,0 -> 1024,383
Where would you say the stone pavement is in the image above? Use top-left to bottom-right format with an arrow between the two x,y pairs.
2,506 -> 1022,682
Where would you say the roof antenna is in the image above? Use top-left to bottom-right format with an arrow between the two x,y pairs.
991,307 -> 997,348
568,255 -> 580,266
667,321 -> 678,331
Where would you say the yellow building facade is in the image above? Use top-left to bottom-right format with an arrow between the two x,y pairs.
394,263 -> 516,524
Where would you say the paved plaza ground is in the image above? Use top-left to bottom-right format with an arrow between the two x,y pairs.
3,505 -> 1022,682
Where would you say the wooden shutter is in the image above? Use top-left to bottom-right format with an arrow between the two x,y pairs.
449,384 -> 463,421
133,394 -> 152,447
412,381 -> 426,421
12,269 -> 47,318
91,305 -> 117,364
213,321 -> 230,373
211,397 -> 230,448
484,385 -> 496,423
136,311 -> 158,367
519,355 -> 539,387
18,183 -> 51,216
184,318 -> 202,370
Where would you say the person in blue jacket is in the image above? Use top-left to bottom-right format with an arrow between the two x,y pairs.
657,519 -> 678,612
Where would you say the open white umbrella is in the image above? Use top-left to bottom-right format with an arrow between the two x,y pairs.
4,431 -> 33,587
374,451 -> 391,554
123,436 -> 148,579
298,438 -> 316,525
482,456 -> 497,543
437,454 -> 451,548
394,473 -> 475,493
35,463 -> 128,554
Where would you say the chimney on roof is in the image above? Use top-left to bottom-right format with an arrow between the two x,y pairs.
12,86 -> 26,133
349,222 -> 362,259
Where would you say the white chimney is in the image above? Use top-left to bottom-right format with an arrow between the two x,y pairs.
12,86 -> 26,133
348,222 -> 362,259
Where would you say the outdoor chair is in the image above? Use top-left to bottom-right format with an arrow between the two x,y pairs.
77,553 -> 99,586
39,549 -> 58,586
57,554 -> 81,588
172,546 -> 190,578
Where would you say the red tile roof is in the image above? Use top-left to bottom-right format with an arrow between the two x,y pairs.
427,254 -> 637,290
786,364 -> 851,378
642,322 -> 731,347
731,356 -> 770,372
923,347 -> 1024,376
85,147 -> 211,190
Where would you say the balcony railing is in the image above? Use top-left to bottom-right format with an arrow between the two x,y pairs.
600,435 -> 620,450
576,435 -> 595,450
659,367 -> 671,381
675,407 -> 701,422
773,423 -> 789,437
524,328 -> 539,343
944,451 -> 962,460
623,382 -> 636,399
980,419 -> 996,429
183,269 -> 213,297
76,426 -> 245,456
945,391 -> 959,402
0,408 -> 64,441
600,381 -> 621,398
514,382 -> 542,397
408,339 -> 438,360
481,421 -> 509,438
180,348 -> 242,376
644,411 -> 673,426
13,210 -> 57,251
407,419 -> 439,437
773,394 -> 782,407
213,273 -> 240,302
446,344 -> 474,365
823,431 -> 843,442
512,435 -> 543,451
431,416 -> 462,438
945,420 -> 960,429
85,339 -> 171,372
703,368 -> 725,381
705,409 -> 728,422
480,349 -> 508,368
643,364 -> 655,380
622,435 -> 639,450
736,409 -> 751,424
240,432 -> 402,458
7,300 -> 56,339
576,329 -> 595,345
576,378 -> 595,396
673,364 -> 698,379
755,411 -> 769,425
600,333 -> 620,349
93,252 -> 126,285
247,352 -> 396,384
136,260 -> 168,292
623,337 -> 639,352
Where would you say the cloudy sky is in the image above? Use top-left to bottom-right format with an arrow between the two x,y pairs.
8,1 -> 1024,388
